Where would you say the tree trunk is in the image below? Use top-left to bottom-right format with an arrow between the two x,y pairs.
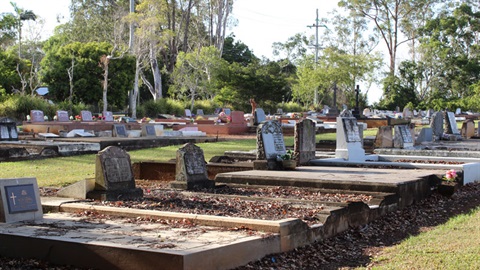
131,57 -> 141,119
149,45 -> 162,100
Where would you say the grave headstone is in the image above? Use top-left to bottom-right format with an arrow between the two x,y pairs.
444,111 -> 460,135
415,127 -> 433,145
362,108 -> 372,117
30,110 -> 45,122
430,112 -> 443,141
223,108 -> 231,116
113,124 -> 127,137
426,109 -> 434,119
142,124 -> 157,137
103,111 -> 114,122
56,110 -> 70,122
185,109 -> 192,118
394,125 -> 414,148
374,126 -> 393,148
80,110 -> 93,122
0,177 -> 43,223
0,118 -> 18,141
335,111 -> 365,162
170,143 -> 214,190
294,118 -> 316,165
256,120 -> 286,161
402,107 -> 413,119
254,108 -> 266,125
455,108 -> 461,115
196,109 -> 204,116
230,111 -> 245,124
87,146 -> 143,201
461,120 -> 475,139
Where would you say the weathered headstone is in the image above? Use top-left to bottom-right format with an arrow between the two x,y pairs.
254,108 -> 266,125
455,108 -> 461,115
185,109 -> 192,118
402,107 -> 413,119
56,110 -> 70,122
30,110 -> 45,122
430,112 -> 443,141
103,111 -> 114,122
87,146 -> 143,201
223,108 -> 231,116
170,143 -> 214,190
113,124 -> 127,137
444,111 -> 461,141
0,118 -> 18,141
196,109 -> 204,116
394,125 -> 414,148
142,124 -> 157,137
256,120 -> 286,160
426,109 -> 434,119
0,177 -> 43,223
294,119 -> 316,165
335,110 -> 365,162
415,127 -> 433,145
80,110 -> 93,122
461,120 -> 475,139
374,126 -> 393,148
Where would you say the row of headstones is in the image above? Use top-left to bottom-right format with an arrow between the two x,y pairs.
430,111 -> 478,140
28,110 -> 114,122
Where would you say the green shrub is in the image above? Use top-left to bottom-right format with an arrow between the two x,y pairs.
277,101 -> 305,113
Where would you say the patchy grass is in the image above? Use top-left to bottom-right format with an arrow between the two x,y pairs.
372,207 -> 480,269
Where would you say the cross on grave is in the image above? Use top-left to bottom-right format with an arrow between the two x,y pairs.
9,193 -> 16,205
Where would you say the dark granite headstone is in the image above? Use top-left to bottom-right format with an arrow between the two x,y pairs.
254,108 -> 267,125
87,146 -> 143,201
113,124 -> 127,137
294,119 -> 316,165
0,177 -> 43,223
56,110 -> 70,122
142,124 -> 157,137
0,118 -> 18,141
445,111 -> 460,135
394,125 -> 414,148
80,110 -> 93,122
30,110 -> 44,122
415,127 -> 433,144
171,143 -> 214,190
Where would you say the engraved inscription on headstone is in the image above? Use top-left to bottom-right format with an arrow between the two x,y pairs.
0,126 -> 8,139
30,110 -> 45,122
342,118 -> 361,142
5,184 -> 38,213
397,125 -> 413,143
103,158 -> 132,183
89,146 -> 143,200
103,111 -> 114,122
142,124 -> 156,137
258,121 -> 286,160
172,143 -> 213,190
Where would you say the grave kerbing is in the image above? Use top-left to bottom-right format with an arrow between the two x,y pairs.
87,146 -> 143,201
170,143 -> 215,190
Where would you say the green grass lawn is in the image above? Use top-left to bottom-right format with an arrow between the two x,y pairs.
371,206 -> 480,269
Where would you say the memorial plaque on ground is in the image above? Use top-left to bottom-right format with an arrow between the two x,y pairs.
88,146 -> 142,201
113,124 -> 127,137
171,143 -> 214,190
0,178 -> 43,223
56,110 -> 70,122
0,118 -> 18,141
257,120 -> 286,160
30,110 -> 44,122
80,110 -> 93,122
294,119 -> 316,165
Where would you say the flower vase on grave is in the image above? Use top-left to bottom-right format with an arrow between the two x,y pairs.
282,159 -> 297,170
